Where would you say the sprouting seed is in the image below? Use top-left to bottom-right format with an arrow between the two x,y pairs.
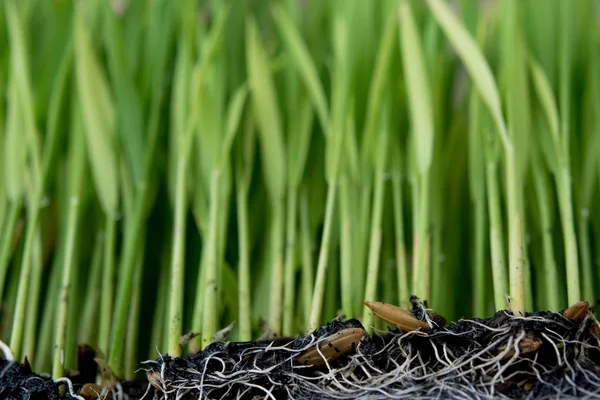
364,301 -> 430,332
563,301 -> 589,322
294,328 -> 366,367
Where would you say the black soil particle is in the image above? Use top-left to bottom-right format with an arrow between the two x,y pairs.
3,301 -> 600,399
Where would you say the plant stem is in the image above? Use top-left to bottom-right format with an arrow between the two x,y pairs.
300,189 -> 314,325
9,190 -> 42,361
109,89 -> 161,375
109,189 -> 146,375
486,161 -> 508,310
506,150 -> 525,315
236,185 -> 251,341
392,176 -> 409,310
473,200 -> 486,316
414,173 -> 431,302
99,215 -> 116,354
557,168 -> 580,304
22,227 -> 42,360
167,157 -> 189,357
283,188 -> 298,335
201,170 -> 221,348
362,165 -> 386,331
268,203 -> 284,336
125,252 -> 143,380
579,211 -> 594,304
0,201 -> 21,309
79,230 -> 104,347
52,196 -> 80,378
339,177 -> 354,318
308,183 -> 337,331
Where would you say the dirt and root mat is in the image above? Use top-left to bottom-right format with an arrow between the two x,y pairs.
3,297 -> 600,399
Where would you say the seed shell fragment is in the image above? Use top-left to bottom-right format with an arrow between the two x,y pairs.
364,301 -> 430,332
294,327 -> 366,366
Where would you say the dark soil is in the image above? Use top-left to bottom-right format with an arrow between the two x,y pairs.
2,300 -> 600,399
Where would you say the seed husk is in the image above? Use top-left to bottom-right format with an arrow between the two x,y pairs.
364,301 -> 430,332
563,301 -> 589,322
294,327 -> 366,366
79,383 -> 111,400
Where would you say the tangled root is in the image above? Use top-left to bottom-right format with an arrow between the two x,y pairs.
144,303 -> 600,400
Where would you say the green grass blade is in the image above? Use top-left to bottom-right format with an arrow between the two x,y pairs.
399,1 -> 433,175
245,17 -> 286,203
74,4 -> 118,217
271,3 -> 329,135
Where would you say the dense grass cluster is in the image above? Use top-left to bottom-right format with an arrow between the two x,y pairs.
0,0 -> 599,383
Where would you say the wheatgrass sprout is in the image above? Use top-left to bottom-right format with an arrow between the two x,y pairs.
2,1 -> 600,395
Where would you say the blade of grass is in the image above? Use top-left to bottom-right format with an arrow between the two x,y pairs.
246,16 -> 287,336
469,84 -> 487,315
530,146 -> 561,310
529,55 -> 580,305
362,111 -> 389,332
398,0 -> 434,303
52,103 -> 85,378
271,3 -> 329,134
234,114 -> 256,342
308,17 -> 348,331
6,0 -> 45,360
426,0 -> 523,314
283,99 -> 314,334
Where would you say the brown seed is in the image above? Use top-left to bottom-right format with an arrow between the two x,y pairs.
294,328 -> 366,367
147,371 -> 163,392
364,301 -> 430,332
496,331 -> 542,358
563,301 -> 589,322
79,383 -> 111,400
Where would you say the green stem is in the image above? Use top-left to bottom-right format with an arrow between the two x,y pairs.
52,196 -> 80,378
79,231 -> 105,347
35,256 -> 61,373
532,160 -> 561,310
362,167 -> 386,332
579,211 -> 594,305
414,173 -> 431,302
486,161 -> 508,310
268,203 -> 284,336
339,177 -> 354,318
308,183 -> 337,331
556,167 -> 580,304
392,176 -> 409,310
125,251 -> 144,380
473,200 -> 486,316
99,215 -> 116,354
9,191 -> 42,361
167,157 -> 189,356
506,150 -> 525,315
108,189 -> 146,375
283,187 -> 298,335
201,170 -> 221,348
0,201 -> 21,306
109,83 -> 161,376
148,255 -> 169,359
22,227 -> 43,360
236,186 -> 251,342
299,189 -> 314,325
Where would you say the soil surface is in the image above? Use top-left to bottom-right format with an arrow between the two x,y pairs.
2,299 -> 600,399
